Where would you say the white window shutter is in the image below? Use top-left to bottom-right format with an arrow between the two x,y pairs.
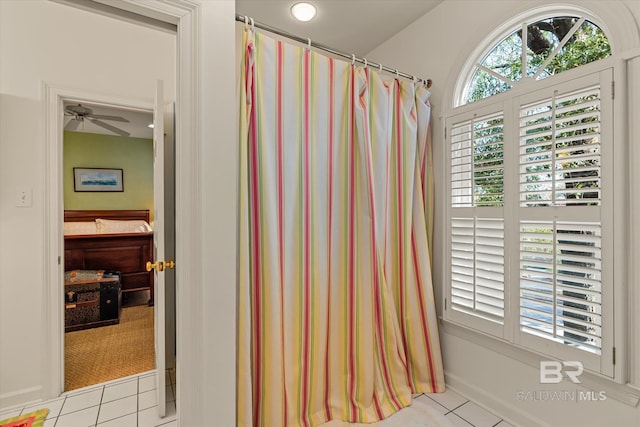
519,221 -> 602,354
519,85 -> 602,207
448,109 -> 505,336
451,217 -> 505,322
515,70 -> 613,375
451,113 -> 504,208
446,69 -> 615,376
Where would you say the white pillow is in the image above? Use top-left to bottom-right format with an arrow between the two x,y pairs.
96,218 -> 153,234
64,221 -> 99,235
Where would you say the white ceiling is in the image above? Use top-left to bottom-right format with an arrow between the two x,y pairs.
236,0 -> 444,56
67,1 -> 443,138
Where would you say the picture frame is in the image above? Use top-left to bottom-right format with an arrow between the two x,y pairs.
73,167 -> 124,192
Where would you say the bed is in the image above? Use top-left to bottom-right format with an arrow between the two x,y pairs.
64,209 -> 154,306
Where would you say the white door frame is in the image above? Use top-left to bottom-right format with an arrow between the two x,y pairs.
43,85 -> 156,387
42,1 -> 238,426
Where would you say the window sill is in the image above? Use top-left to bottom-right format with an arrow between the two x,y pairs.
440,319 -> 640,407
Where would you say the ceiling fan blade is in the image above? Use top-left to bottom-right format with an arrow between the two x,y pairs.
89,114 -> 130,123
65,119 -> 81,131
65,104 -> 93,116
88,118 -> 131,137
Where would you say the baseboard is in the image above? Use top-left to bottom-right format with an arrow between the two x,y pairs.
445,371 -> 549,427
0,386 -> 42,412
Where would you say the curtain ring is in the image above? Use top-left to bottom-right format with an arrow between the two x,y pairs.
395,69 -> 400,78
250,17 -> 255,31
378,63 -> 383,73
412,75 -> 417,85
306,38 -> 311,51
244,16 -> 249,30
363,58 -> 368,69
351,54 -> 356,66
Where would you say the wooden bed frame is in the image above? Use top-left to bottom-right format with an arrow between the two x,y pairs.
64,209 -> 154,305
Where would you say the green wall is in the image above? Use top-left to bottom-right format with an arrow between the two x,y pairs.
64,131 -> 154,223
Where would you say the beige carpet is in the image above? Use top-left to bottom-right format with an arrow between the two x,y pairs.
65,305 -> 155,391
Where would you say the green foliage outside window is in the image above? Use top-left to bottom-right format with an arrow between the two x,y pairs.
466,17 -> 611,103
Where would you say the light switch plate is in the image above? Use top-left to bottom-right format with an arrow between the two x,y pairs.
16,187 -> 32,207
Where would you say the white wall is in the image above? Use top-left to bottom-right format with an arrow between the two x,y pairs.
368,1 -> 640,426
0,0 -> 175,407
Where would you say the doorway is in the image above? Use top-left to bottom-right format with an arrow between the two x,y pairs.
37,2 -> 179,418
44,88 -> 177,408
39,2 -> 237,424
61,101 -> 158,391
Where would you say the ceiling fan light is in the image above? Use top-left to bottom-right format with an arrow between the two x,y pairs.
291,2 -> 316,22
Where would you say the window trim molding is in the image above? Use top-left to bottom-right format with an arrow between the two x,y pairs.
441,319 -> 640,407
611,58 -> 630,384
627,50 -> 640,390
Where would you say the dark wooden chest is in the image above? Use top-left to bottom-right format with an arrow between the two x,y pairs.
64,270 -> 122,332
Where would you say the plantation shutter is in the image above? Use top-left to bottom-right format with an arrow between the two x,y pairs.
516,70 -> 613,374
446,69 -> 614,375
448,109 -> 505,335
451,217 -> 505,321
519,84 -> 602,207
451,112 -> 504,207
519,221 -> 602,353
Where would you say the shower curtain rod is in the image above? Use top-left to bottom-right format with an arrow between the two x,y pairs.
236,14 -> 432,88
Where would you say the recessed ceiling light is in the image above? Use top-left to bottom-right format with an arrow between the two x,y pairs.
291,2 -> 317,22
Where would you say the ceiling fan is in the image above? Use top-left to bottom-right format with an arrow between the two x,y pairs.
64,104 -> 131,137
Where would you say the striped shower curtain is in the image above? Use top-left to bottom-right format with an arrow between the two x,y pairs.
238,29 -> 445,427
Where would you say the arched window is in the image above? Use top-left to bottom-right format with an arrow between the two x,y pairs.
459,15 -> 611,104
444,6 -> 629,380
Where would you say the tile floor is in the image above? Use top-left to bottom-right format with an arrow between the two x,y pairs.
0,371 -> 512,427
320,389 -> 512,427
418,390 -> 513,427
0,370 -> 176,427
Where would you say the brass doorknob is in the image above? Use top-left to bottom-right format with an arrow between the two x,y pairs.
146,260 -> 175,272
146,261 -> 165,272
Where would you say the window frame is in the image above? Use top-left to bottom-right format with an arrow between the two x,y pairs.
444,57 -> 625,382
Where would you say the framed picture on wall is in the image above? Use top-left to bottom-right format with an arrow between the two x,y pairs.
73,167 -> 124,192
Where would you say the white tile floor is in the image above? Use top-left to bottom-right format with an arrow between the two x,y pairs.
0,371 -> 510,427
0,370 -> 176,427
321,389 -> 510,427
418,390 -> 513,427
